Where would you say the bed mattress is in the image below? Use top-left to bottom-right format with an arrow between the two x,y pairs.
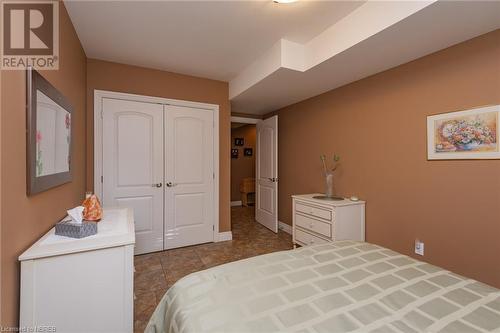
146,240 -> 500,333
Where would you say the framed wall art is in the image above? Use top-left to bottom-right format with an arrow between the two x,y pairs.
427,105 -> 499,160
26,67 -> 73,195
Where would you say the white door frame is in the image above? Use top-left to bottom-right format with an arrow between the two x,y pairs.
93,89 -> 220,240
230,116 -> 261,125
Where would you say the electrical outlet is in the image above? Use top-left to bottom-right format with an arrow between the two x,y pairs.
415,240 -> 424,256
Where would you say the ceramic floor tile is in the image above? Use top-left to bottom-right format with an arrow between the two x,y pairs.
133,206 -> 292,332
134,270 -> 169,296
134,291 -> 158,332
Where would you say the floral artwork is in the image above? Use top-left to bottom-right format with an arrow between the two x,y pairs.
435,113 -> 496,151
66,113 -> 71,145
427,105 -> 500,160
36,130 -> 43,176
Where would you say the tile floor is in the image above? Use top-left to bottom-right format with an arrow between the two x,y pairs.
133,206 -> 293,332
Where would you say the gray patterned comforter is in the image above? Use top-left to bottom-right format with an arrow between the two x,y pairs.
146,241 -> 500,333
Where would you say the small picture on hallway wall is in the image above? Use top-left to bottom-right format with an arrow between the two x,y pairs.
427,105 -> 500,160
234,138 -> 244,146
231,149 -> 239,158
244,148 -> 253,156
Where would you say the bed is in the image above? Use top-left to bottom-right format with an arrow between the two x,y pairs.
146,240 -> 500,333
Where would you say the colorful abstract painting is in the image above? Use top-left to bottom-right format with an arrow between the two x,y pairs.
427,105 -> 500,160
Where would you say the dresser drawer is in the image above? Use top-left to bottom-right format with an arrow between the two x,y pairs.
295,202 -> 332,221
295,214 -> 331,238
295,228 -> 328,246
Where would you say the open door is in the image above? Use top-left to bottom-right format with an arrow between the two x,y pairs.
256,116 -> 278,232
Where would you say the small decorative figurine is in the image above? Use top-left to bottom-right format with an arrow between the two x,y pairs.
82,193 -> 103,221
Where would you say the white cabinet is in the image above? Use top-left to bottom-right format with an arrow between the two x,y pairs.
292,194 -> 365,247
19,208 -> 135,333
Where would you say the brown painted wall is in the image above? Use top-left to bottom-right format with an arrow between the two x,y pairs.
0,5 -> 87,326
231,125 -> 256,201
86,59 -> 231,232
272,30 -> 500,287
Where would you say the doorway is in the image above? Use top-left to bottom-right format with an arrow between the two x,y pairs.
231,122 -> 257,208
230,115 -> 278,233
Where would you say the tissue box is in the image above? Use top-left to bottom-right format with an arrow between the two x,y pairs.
55,217 -> 97,239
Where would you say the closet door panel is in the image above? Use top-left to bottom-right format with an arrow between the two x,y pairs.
102,98 -> 164,255
164,105 -> 214,249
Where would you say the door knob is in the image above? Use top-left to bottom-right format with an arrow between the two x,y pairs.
152,183 -> 162,188
268,177 -> 277,182
166,182 -> 175,187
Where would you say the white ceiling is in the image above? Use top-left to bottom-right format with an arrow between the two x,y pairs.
231,1 -> 500,114
65,0 -> 364,81
65,1 -> 500,115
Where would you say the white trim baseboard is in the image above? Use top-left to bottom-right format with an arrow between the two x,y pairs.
230,201 -> 242,207
278,221 -> 292,235
216,231 -> 233,242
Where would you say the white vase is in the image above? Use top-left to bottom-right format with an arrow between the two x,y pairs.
324,171 -> 335,198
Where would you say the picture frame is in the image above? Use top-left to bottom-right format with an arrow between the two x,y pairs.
244,148 -> 253,156
234,138 -> 244,146
427,105 -> 500,160
27,67 -> 73,195
231,149 -> 239,158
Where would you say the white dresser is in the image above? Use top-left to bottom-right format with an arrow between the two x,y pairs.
19,208 -> 135,333
292,194 -> 365,247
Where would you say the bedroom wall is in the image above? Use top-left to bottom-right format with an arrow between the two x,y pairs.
231,124 -> 256,202
86,59 -> 231,232
0,4 -> 87,326
270,30 -> 500,287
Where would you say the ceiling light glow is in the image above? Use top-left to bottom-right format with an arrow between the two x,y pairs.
273,0 -> 298,4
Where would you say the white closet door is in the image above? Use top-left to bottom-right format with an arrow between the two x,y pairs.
164,105 -> 214,249
256,116 -> 278,232
102,98 -> 164,255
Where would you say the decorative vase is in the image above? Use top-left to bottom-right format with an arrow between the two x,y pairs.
457,141 -> 480,151
82,194 -> 103,221
324,170 -> 335,198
